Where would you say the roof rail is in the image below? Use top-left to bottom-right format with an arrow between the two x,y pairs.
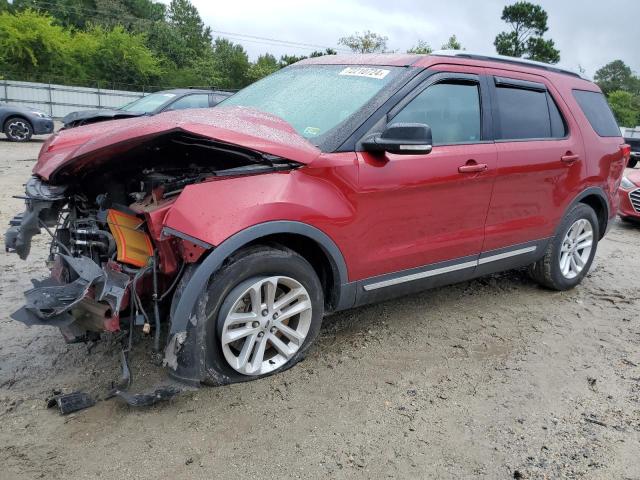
431,50 -> 587,80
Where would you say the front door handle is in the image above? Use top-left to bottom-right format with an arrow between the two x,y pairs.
458,162 -> 488,173
561,153 -> 579,163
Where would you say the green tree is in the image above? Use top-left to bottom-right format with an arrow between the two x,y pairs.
167,0 -> 212,55
309,48 -> 337,57
9,0 -> 165,30
146,19 -> 192,69
494,1 -> 560,64
441,35 -> 463,50
211,38 -> 250,88
0,9 -> 72,80
247,53 -> 279,83
84,25 -> 162,87
595,60 -> 640,96
407,40 -> 432,54
607,90 -> 640,127
279,54 -> 307,67
338,30 -> 387,53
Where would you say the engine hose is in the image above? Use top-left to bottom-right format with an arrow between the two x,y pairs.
152,253 -> 161,353
73,229 -> 116,256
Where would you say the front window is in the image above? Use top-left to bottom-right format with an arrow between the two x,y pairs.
221,65 -> 402,139
390,81 -> 481,145
120,92 -> 177,113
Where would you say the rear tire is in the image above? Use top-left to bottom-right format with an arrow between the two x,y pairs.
195,245 -> 324,385
528,203 -> 599,291
4,116 -> 33,142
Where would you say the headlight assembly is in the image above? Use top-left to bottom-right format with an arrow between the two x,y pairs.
621,176 -> 636,190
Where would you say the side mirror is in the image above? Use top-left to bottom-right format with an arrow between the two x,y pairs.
362,123 -> 433,155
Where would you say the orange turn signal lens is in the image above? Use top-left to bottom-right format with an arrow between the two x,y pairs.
106,209 -> 153,267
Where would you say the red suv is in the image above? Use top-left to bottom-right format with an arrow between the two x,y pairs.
5,52 -> 630,387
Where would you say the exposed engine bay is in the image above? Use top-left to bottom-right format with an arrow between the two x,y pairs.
5,131 -> 299,393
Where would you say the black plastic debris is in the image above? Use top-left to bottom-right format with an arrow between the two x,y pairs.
114,385 -> 183,407
46,391 -> 95,415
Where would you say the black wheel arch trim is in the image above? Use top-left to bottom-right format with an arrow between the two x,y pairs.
563,186 -> 610,238
169,220 -> 352,334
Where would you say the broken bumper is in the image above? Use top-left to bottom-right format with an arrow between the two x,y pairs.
12,255 -> 130,341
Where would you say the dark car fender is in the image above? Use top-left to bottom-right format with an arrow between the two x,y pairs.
561,186 -> 611,238
169,220 -> 353,335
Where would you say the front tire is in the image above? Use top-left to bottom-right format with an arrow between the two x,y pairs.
529,203 -> 599,291
4,116 -> 33,142
196,245 -> 324,385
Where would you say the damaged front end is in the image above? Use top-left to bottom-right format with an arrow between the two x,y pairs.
5,126 -> 301,390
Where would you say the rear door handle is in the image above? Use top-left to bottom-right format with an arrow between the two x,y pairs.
458,163 -> 488,173
561,153 -> 579,163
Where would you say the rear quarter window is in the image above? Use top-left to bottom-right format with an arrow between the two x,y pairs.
572,90 -> 621,137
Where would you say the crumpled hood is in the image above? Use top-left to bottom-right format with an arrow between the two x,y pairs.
35,107 -> 321,181
61,108 -> 143,127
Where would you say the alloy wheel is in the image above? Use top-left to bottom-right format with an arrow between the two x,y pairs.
219,276 -> 313,376
559,218 -> 593,279
7,120 -> 30,141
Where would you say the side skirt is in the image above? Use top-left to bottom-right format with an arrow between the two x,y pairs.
354,238 -> 549,307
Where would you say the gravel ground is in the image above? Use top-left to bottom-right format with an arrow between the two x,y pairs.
0,137 -> 639,480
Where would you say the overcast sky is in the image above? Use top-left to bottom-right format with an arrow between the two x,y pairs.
188,0 -> 639,78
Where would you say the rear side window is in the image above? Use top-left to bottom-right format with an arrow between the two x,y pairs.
572,90 -> 621,137
495,85 -> 566,140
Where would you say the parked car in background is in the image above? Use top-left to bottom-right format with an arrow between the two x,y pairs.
1,102 -> 54,142
61,88 -> 233,128
5,52 -> 630,388
618,169 -> 640,222
622,126 -> 640,168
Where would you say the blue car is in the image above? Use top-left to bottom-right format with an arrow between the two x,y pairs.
1,102 -> 54,142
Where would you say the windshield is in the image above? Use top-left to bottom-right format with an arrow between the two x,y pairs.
221,65 -> 401,139
120,92 -> 177,113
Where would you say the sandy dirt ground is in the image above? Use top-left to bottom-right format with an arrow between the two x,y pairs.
0,136 -> 639,480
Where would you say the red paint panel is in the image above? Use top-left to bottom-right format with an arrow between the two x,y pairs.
618,188 -> 640,220
33,107 -> 321,181
353,145 -> 496,278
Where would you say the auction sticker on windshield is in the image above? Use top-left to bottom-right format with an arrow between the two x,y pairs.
339,67 -> 390,79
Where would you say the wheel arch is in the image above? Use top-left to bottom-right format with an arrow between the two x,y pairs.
3,114 -> 33,130
169,221 -> 354,335
567,187 -> 609,239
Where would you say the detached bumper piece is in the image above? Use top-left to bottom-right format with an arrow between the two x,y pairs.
114,384 -> 184,407
46,391 -> 95,415
11,255 -> 130,342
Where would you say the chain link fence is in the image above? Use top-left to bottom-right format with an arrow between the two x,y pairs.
0,79 -> 146,119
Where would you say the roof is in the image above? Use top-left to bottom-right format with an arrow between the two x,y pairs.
297,54 -> 423,67
156,88 -> 234,96
296,52 -> 592,84
430,50 -> 586,79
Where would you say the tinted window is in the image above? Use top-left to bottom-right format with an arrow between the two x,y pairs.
167,94 -> 210,110
548,94 -> 567,138
496,86 -> 552,139
120,92 -> 176,113
391,82 -> 481,145
212,94 -> 230,105
573,90 -> 621,137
